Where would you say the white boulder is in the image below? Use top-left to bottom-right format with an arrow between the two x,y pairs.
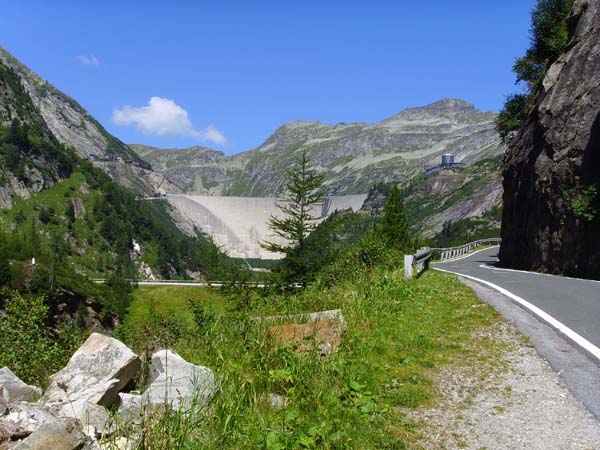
45,333 -> 140,409
144,350 -> 217,409
0,368 -> 42,403
117,350 -> 217,422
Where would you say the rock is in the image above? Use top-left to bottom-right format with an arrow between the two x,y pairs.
144,350 -> 217,409
71,198 -> 85,220
257,309 -> 347,326
0,422 -> 10,445
261,309 -> 348,357
106,437 -> 133,450
45,333 -> 141,409
53,400 -> 112,438
116,351 -> 216,423
10,417 -> 97,450
0,385 -> 6,414
500,0 -> 600,279
1,402 -> 58,439
0,368 -> 42,403
268,319 -> 347,357
259,310 -> 348,356
116,393 -> 143,424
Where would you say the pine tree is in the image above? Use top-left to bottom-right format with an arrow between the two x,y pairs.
381,184 -> 410,251
261,150 -> 325,286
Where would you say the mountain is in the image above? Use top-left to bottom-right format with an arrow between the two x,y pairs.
0,60 -> 76,208
133,98 -> 503,196
0,47 -> 179,197
0,51 -> 236,327
359,156 -> 503,238
500,0 -> 600,279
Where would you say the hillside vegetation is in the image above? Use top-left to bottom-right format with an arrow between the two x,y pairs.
0,61 -> 238,331
106,255 -> 505,448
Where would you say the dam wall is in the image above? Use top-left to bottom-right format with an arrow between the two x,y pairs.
167,194 -> 367,259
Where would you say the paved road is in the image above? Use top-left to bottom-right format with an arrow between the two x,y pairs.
432,246 -> 600,419
432,246 -> 600,353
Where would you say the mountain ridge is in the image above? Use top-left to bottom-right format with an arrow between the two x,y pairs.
0,46 -> 179,197
134,98 -> 502,196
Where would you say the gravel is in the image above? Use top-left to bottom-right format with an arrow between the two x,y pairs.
400,282 -> 600,449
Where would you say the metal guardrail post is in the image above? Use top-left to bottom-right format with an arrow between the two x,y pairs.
404,255 -> 414,279
405,247 -> 431,279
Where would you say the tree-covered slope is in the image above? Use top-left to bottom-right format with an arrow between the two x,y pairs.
0,58 -> 236,327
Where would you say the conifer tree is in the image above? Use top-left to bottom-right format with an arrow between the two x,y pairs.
381,184 -> 410,251
261,150 -> 325,286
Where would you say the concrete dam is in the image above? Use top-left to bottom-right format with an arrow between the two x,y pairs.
167,194 -> 367,259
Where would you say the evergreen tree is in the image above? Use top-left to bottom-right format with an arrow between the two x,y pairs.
381,184 -> 410,251
496,0 -> 574,142
261,150 -> 325,286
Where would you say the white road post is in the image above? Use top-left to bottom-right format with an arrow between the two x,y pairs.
404,254 -> 414,279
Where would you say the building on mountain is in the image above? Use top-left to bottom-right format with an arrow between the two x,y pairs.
423,153 -> 466,175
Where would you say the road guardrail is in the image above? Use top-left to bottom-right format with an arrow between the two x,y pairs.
404,238 -> 501,278
404,246 -> 432,279
431,238 -> 501,261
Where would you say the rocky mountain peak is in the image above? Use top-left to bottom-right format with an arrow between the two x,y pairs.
404,98 -> 480,117
138,98 -> 503,196
418,98 -> 477,114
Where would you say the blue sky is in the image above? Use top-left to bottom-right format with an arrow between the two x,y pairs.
2,1 -> 534,154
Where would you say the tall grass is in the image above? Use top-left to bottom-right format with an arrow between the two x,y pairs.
108,268 -> 502,449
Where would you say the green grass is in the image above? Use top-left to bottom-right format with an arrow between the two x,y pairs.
123,285 -> 228,335
0,171 -> 107,275
108,268 -> 504,449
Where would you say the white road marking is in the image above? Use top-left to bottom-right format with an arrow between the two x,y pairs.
433,267 -> 600,362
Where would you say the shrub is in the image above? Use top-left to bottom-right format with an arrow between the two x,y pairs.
496,0 -> 575,143
496,93 -> 530,143
0,288 -> 83,386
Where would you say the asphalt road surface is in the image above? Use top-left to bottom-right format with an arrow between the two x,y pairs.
432,246 -> 600,418
433,246 -> 600,351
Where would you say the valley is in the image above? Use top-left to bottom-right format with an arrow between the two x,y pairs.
1,0 -> 599,448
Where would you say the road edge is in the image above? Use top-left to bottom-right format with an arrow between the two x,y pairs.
432,267 -> 600,363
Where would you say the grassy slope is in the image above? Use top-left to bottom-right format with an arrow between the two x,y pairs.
1,172 -> 102,273
112,268 -> 504,449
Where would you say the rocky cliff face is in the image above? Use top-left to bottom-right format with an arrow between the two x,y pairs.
500,0 -> 600,279
135,99 -> 503,196
0,61 -> 68,208
0,47 -> 179,197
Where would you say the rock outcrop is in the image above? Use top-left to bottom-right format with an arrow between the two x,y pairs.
0,369 -> 41,404
0,335 -> 217,447
500,0 -> 600,279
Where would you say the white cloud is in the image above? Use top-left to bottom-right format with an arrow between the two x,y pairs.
197,124 -> 227,145
112,97 -> 226,145
78,55 -> 100,65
